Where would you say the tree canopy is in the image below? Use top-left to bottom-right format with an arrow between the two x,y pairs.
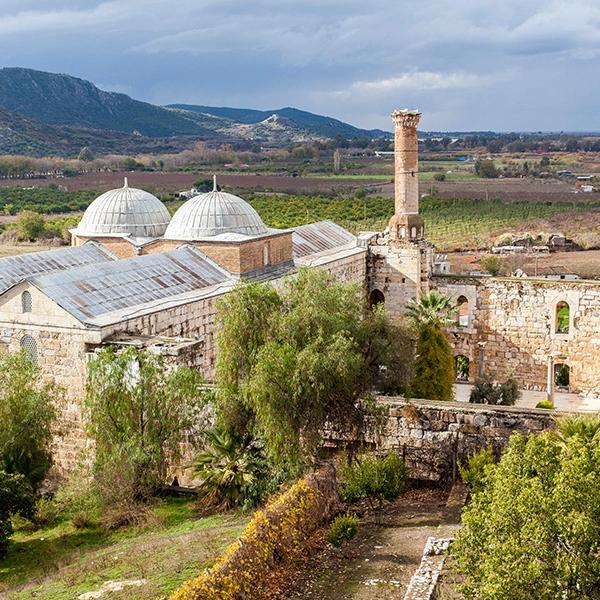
215,269 -> 413,475
452,428 -> 600,599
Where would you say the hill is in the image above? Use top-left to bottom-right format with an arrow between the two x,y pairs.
0,107 -> 199,157
0,68 -> 216,137
0,68 -> 390,150
170,104 -> 390,140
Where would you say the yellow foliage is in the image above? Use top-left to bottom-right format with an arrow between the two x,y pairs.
171,477 -> 328,600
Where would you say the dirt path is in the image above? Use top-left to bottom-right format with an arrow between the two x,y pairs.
286,488 -> 460,600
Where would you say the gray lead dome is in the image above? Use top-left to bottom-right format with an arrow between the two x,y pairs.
164,189 -> 269,240
73,180 -> 171,238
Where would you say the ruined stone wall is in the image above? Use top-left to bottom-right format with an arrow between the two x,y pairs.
368,242 -> 432,317
434,275 -> 600,396
361,398 -> 559,482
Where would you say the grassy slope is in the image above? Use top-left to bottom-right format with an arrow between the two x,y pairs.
0,498 -> 248,599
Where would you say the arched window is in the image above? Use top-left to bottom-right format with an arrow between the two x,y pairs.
21,290 -> 32,313
411,226 -> 417,238
556,301 -> 570,334
399,226 -> 405,239
369,289 -> 385,307
455,355 -> 470,381
263,245 -> 269,266
457,295 -> 469,327
554,363 -> 570,389
20,335 -> 38,366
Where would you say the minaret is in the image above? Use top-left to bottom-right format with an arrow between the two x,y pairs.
388,109 -> 424,243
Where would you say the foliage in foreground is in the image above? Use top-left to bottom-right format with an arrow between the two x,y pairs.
0,470 -> 35,559
215,269 -> 413,476
452,429 -> 600,599
469,375 -> 520,406
328,513 -> 359,547
0,350 -> 58,492
458,447 -> 496,495
339,453 -> 408,520
193,426 -> 277,511
85,347 -> 206,511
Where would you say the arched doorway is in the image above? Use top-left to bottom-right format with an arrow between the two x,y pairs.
369,289 -> 385,307
455,355 -> 470,381
457,295 -> 469,327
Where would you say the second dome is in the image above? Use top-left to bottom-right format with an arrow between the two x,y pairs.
164,189 -> 269,240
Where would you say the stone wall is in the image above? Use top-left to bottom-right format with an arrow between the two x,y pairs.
357,397 -> 560,482
435,275 -> 600,396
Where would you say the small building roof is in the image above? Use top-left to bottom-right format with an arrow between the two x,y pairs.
0,242 -> 115,295
72,179 -> 171,238
164,188 -> 269,241
28,246 -> 232,326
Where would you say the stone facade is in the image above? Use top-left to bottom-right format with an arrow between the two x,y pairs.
434,275 -> 600,396
358,398 -> 559,482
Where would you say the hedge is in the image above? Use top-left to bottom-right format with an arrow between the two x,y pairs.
170,464 -> 338,600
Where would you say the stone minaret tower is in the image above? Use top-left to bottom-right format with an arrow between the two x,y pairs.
388,110 -> 424,243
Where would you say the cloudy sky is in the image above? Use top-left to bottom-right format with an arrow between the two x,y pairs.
1,0 -> 599,131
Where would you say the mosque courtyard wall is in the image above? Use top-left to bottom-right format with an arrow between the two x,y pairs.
433,275 -> 600,397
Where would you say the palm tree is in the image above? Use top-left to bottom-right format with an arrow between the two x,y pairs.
406,290 -> 456,401
406,290 -> 457,331
193,426 -> 264,510
554,414 -> 600,446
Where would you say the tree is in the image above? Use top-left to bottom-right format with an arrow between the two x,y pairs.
0,470 -> 35,558
77,147 -> 95,162
215,269 -> 412,476
16,210 -> 45,241
85,347 -> 206,502
475,159 -> 499,179
406,291 -> 456,401
540,156 -> 551,167
0,351 -> 58,492
480,255 -> 502,276
452,431 -> 600,600
405,290 -> 456,330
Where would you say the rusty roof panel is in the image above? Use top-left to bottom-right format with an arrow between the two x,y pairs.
292,221 -> 356,258
31,246 -> 231,324
0,242 -> 115,294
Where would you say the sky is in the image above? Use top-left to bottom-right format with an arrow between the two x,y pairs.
1,0 -> 600,132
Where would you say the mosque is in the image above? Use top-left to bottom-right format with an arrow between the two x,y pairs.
0,109 -> 599,472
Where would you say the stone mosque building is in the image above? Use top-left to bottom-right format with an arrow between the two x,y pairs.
0,109 -> 599,471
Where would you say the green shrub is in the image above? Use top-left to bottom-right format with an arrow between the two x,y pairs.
328,513 -> 358,547
459,447 -> 495,494
339,453 -> 408,519
536,398 -> 554,409
433,172 -> 446,181
0,470 -> 35,558
469,375 -> 520,406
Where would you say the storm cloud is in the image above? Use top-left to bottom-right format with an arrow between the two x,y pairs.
1,0 -> 599,131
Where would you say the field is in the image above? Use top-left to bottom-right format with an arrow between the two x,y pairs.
0,497 -> 248,599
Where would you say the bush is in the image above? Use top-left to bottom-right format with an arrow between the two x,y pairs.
433,172 -> 446,181
459,447 -> 495,494
16,210 -> 45,241
469,375 -> 520,406
339,453 -> 408,519
536,398 -> 554,409
328,513 -> 358,547
0,351 -> 59,492
480,255 -> 502,276
0,470 -> 35,558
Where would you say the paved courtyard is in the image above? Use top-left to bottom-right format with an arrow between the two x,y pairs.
454,383 -> 600,412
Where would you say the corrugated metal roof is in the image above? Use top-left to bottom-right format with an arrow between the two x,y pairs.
0,242 -> 115,295
30,246 -> 231,324
292,221 -> 357,258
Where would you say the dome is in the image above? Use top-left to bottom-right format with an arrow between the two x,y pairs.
73,178 -> 171,238
164,187 -> 269,241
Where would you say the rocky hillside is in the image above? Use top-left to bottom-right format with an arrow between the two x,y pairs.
0,107 -> 198,157
0,68 -> 390,151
